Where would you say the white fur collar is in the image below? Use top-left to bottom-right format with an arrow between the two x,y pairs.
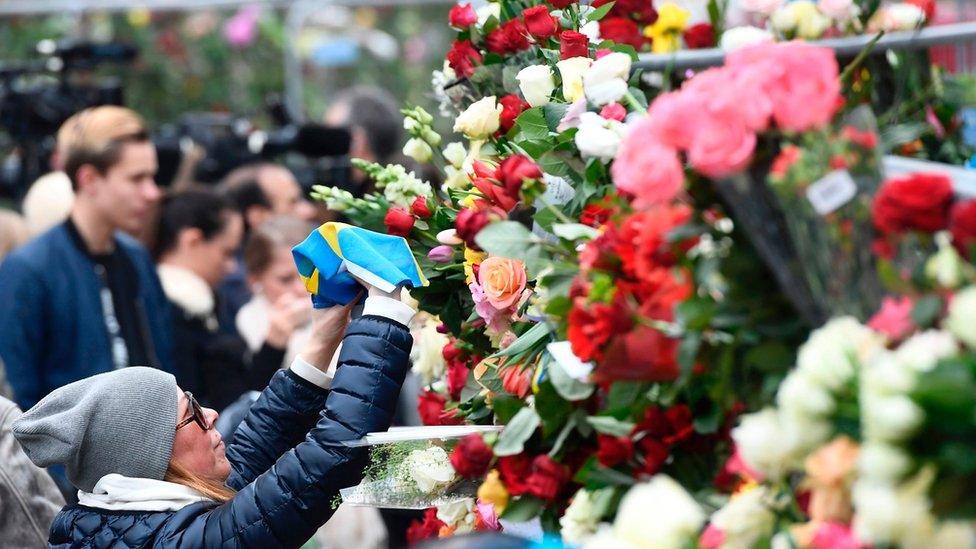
78,474 -> 214,511
158,264 -> 214,317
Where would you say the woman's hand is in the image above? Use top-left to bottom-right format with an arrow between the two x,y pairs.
266,294 -> 310,349
349,274 -> 402,301
298,296 -> 359,372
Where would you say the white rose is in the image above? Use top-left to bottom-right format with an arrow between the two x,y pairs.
403,137 -> 433,163
454,96 -> 503,140
947,287 -> 976,349
926,234 -> 968,289
796,317 -> 881,392
436,498 -> 475,528
574,112 -> 626,163
709,487 -> 777,549
614,475 -> 705,548
517,65 -> 556,108
896,330 -> 958,373
720,26 -> 775,51
561,489 -> 600,545
406,446 -> 457,493
442,166 -> 470,191
818,0 -> 857,21
443,142 -> 467,168
858,441 -> 912,483
794,4 -> 832,39
740,0 -> 785,16
583,52 -> 631,106
476,2 -> 501,26
583,525 -> 631,549
733,409 -> 791,480
861,393 -> 924,442
557,57 -> 593,104
580,20 -> 601,43
410,315 -> 450,384
769,4 -> 799,33
869,4 -> 926,32
776,371 -> 835,418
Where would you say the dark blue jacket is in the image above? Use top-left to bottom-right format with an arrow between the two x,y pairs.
47,315 -> 412,548
0,223 -> 174,410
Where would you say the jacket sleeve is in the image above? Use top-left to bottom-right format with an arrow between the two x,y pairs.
0,258 -> 47,410
160,315 -> 412,548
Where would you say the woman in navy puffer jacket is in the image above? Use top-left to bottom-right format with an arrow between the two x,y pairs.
13,284 -> 415,548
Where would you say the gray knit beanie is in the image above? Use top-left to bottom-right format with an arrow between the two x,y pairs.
12,367 -> 179,493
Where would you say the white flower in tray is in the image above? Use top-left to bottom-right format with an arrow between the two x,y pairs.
437,498 -> 476,532
406,446 -> 457,493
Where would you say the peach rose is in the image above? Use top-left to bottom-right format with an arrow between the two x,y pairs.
478,256 -> 527,309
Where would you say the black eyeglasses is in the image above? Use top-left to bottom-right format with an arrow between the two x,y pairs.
176,391 -> 212,431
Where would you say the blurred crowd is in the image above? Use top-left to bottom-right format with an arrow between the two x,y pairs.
0,86 -> 431,549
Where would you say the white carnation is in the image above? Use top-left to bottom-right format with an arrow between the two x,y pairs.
733,408 -> 828,480
947,287 -> 976,349
574,112 -> 627,163
516,65 -> 556,108
406,446 -> 457,493
614,475 -> 705,548
583,53 -> 631,106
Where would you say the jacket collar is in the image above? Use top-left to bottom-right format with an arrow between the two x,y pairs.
157,264 -> 214,318
77,474 -> 214,512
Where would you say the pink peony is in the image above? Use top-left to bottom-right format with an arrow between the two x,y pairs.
612,119 -> 685,207
811,522 -> 863,549
682,66 -> 773,133
867,296 -> 916,341
687,118 -> 757,179
645,91 -> 704,150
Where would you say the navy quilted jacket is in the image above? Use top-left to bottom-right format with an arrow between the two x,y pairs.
47,315 -> 412,548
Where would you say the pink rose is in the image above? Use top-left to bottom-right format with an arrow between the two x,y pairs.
682,66 -> 773,133
644,91 -> 703,150
478,256 -> 528,309
867,296 -> 916,341
612,119 -> 685,207
687,117 -> 756,179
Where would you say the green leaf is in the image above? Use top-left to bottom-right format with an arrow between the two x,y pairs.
515,107 -> 550,141
494,407 -> 541,456
494,322 -> 551,358
586,415 -> 636,437
677,331 -> 702,384
549,353 -> 596,401
475,221 -> 549,276
492,394 -> 525,424
552,223 -> 600,241
574,457 -> 637,487
550,409 -> 587,456
911,295 -> 943,328
676,299 -> 716,331
500,496 -> 545,521
536,381 -> 573,437
587,1 -> 616,22
606,382 -> 643,411
543,103 -> 570,131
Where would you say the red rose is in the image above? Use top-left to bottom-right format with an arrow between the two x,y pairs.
448,3 -> 478,28
549,0 -> 577,8
410,196 -> 432,219
906,0 -> 936,20
472,176 -> 519,212
682,23 -> 715,49
617,205 -> 694,274
456,207 -> 491,249
450,434 -> 494,478
498,454 -> 532,495
559,30 -> 589,60
663,404 -> 695,445
384,207 -> 415,237
406,507 -> 445,545
498,94 -> 529,134
567,299 -> 633,363
950,199 -> 976,258
446,40 -> 482,78
598,17 -> 646,50
442,339 -> 465,363
596,434 -> 634,467
599,325 -> 681,382
872,173 -> 953,234
637,437 -> 670,476
446,360 -> 468,401
580,198 -> 616,228
418,390 -> 463,426
599,103 -> 627,122
486,20 -> 531,54
497,154 -> 542,197
525,455 -> 569,501
523,6 -> 559,40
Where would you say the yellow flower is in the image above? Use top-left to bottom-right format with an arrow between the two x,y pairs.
127,8 -> 151,28
645,3 -> 691,54
477,470 -> 510,513
463,246 -> 487,284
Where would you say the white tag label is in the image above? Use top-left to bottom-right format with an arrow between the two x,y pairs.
546,341 -> 593,380
541,174 -> 576,206
806,170 -> 858,216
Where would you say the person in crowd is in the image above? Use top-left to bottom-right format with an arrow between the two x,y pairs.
218,162 -> 317,330
325,86 -> 403,197
13,282 -> 416,547
0,394 -> 64,548
155,188 -> 290,410
0,106 -> 173,412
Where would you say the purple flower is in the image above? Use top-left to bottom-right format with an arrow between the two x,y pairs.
428,245 -> 455,263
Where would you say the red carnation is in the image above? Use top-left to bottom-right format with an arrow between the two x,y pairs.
448,3 -> 478,28
559,30 -> 589,60
384,207 -> 415,237
446,40 -> 482,78
418,390 -> 463,426
450,434 -> 494,478
637,437 -> 670,476
872,173 -> 953,234
410,196 -> 432,219
497,154 -> 543,197
580,199 -> 615,227
498,94 -> 529,135
525,455 -> 569,501
446,360 -> 468,401
498,454 -> 532,495
567,299 -> 633,363
596,434 -> 634,468
406,507 -> 446,545
523,6 -> 559,40
486,20 -> 531,54
549,0 -> 577,8
598,17 -> 646,50
682,23 -> 715,49
950,199 -> 976,258
663,404 -> 695,445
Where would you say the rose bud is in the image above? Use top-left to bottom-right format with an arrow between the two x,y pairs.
384,207 -> 415,237
411,196 -> 433,219
428,245 -> 455,263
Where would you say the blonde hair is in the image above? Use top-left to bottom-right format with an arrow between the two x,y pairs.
164,461 -> 236,504
58,106 -> 149,190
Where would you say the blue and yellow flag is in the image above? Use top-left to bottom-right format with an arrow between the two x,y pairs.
292,222 -> 428,308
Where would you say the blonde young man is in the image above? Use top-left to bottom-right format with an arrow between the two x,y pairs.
0,106 -> 174,412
